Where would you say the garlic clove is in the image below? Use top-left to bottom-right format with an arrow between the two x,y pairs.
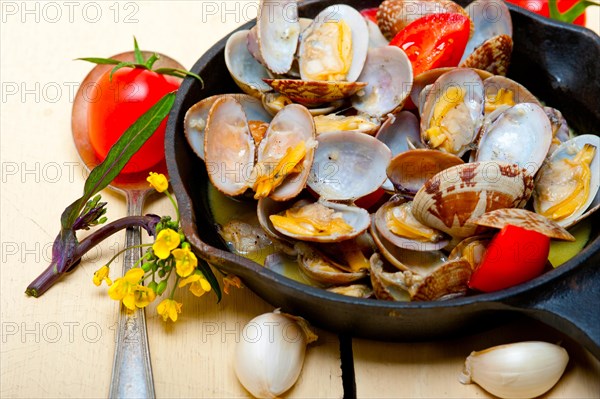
234,310 -> 317,398
459,341 -> 569,399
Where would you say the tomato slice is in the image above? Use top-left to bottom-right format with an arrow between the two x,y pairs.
389,13 -> 470,76
469,225 -> 550,292
360,7 -> 379,24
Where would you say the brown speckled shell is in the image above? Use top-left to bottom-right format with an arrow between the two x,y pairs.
460,34 -> 513,76
408,258 -> 472,301
377,0 -> 473,40
264,79 -> 367,105
412,161 -> 535,238
473,208 -> 575,241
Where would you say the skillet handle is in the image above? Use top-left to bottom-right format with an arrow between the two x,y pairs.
503,261 -> 600,360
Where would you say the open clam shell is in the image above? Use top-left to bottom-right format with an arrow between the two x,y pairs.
308,131 -> 392,201
408,258 -> 472,301
387,149 -> 464,195
269,199 -> 371,243
365,18 -> 389,48
295,242 -> 368,286
351,46 -> 413,117
420,68 -> 484,156
314,114 -> 381,135
184,94 -> 270,161
257,0 -> 300,74
369,253 -> 411,301
225,30 -> 272,98
545,107 -> 570,154
261,92 -> 343,116
204,96 -> 255,196
475,103 -> 553,175
299,4 -> 369,83
483,76 -> 541,113
461,0 -> 512,65
374,199 -> 450,251
473,208 -> 575,241
533,134 -> 600,228
412,161 -> 535,238
327,284 -> 373,298
253,104 -> 316,201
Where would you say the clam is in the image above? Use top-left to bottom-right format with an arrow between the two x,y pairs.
327,284 -> 373,298
225,30 -> 272,98
264,78 -> 367,105
299,4 -> 369,83
250,104 -> 316,201
483,76 -> 541,114
261,92 -> 343,116
351,46 -> 413,118
374,198 -> 450,251
410,68 -> 492,114
295,242 -> 368,285
365,18 -> 389,48
460,34 -> 513,76
377,0 -> 472,40
184,94 -> 270,161
308,131 -> 392,201
257,0 -> 300,74
448,235 -> 491,270
268,200 -> 371,243
533,134 -> 600,228
473,208 -> 575,241
420,69 -> 485,156
314,114 -> 380,135
475,103 -> 553,175
412,161 -> 535,238
369,253 -> 411,301
386,149 -> 464,195
204,99 -> 315,200
544,107 -> 570,154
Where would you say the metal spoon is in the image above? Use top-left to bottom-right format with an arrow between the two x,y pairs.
72,51 -> 184,398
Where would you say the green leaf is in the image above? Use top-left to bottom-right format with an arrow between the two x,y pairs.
61,92 -> 176,229
197,258 -> 222,302
133,36 -> 145,64
145,53 -> 160,70
109,61 -> 139,80
77,57 -> 123,65
153,68 -> 204,88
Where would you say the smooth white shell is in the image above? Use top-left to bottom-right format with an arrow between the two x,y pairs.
258,0 -> 300,74
461,0 -> 512,64
225,30 -> 272,97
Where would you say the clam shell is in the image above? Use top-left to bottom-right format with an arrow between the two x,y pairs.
408,258 -> 472,301
473,208 -> 575,241
254,104 -> 316,201
314,114 -> 380,135
257,0 -> 300,74
420,68 -> 484,156
475,103 -> 552,175
461,0 -> 512,65
412,161 -> 535,238
370,218 -> 448,275
351,46 -> 413,117
203,96 -> 254,196
295,242 -> 368,286
387,149 -> 464,195
299,4 -> 369,83
225,30 -> 272,98
369,253 -> 411,301
270,200 -> 371,243
261,92 -> 343,116
460,34 -> 513,76
365,18 -> 389,48
184,94 -> 270,160
483,76 -> 541,110
374,199 -> 450,251
533,134 -> 600,228
308,131 -> 392,201
377,0 -> 472,40
410,67 -> 492,113
545,107 -> 570,154
264,79 -> 367,105
327,284 -> 373,298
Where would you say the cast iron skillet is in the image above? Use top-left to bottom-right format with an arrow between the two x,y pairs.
166,0 -> 600,358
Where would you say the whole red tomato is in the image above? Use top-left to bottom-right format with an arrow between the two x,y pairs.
505,0 -> 587,25
88,68 -> 180,174
389,13 -> 471,76
469,225 -> 550,292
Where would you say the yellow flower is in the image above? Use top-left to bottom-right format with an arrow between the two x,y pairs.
179,273 -> 212,297
152,228 -> 180,260
133,285 -> 156,308
108,268 -> 145,310
223,275 -> 242,295
147,172 -> 168,193
157,298 -> 182,322
172,247 -> 197,277
93,265 -> 112,287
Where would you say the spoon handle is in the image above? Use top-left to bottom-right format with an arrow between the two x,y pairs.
109,190 -> 155,399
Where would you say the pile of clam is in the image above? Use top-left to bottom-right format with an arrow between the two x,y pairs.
184,0 -> 599,301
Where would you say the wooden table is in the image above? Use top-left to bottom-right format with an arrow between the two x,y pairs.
2,2 -> 599,397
